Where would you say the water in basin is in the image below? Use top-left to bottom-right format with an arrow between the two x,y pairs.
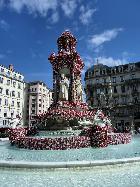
0,135 -> 140,162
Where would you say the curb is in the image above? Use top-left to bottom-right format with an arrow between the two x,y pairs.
0,157 -> 140,169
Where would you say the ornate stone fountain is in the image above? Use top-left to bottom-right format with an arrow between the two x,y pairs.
36,31 -> 97,130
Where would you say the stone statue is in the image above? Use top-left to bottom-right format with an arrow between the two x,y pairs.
59,74 -> 69,100
75,76 -> 83,101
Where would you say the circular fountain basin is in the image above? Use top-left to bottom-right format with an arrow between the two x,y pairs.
1,134 -> 140,186
0,135 -> 140,168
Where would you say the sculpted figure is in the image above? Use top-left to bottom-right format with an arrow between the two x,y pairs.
59,74 -> 69,100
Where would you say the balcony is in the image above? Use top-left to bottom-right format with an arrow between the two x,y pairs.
125,78 -> 140,84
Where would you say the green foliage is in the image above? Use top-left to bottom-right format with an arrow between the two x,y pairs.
37,118 -> 58,130
0,132 -> 8,138
69,118 -> 79,127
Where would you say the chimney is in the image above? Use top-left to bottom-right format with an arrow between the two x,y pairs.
9,64 -> 14,71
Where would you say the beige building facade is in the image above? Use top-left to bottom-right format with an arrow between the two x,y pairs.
85,62 -> 140,131
0,64 -> 25,127
25,81 -> 53,126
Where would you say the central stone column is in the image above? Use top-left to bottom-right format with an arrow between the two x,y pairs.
41,31 -> 94,130
49,31 -> 84,104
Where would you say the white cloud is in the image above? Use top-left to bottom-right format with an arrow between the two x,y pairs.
49,11 -> 59,23
90,28 -> 123,47
79,5 -> 96,25
9,0 -> 58,16
96,56 -> 128,67
81,55 -> 94,75
60,0 -> 77,17
1,0 -> 97,26
83,55 -> 94,68
0,19 -> 9,30
7,0 -> 78,23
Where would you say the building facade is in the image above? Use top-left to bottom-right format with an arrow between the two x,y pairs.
0,64 -> 25,127
25,81 -> 53,126
85,62 -> 140,132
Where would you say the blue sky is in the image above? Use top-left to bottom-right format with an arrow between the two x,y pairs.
0,0 -> 140,88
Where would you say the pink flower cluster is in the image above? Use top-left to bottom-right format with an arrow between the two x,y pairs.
36,105 -> 96,121
8,126 -> 132,150
108,133 -> 132,145
49,51 -> 84,74
8,128 -> 26,144
80,126 -> 132,148
8,128 -> 91,150
81,126 -> 108,148
56,101 -> 89,110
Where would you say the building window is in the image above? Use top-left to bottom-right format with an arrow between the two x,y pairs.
119,67 -> 123,73
95,70 -> 99,76
11,101 -> 14,106
114,98 -> 118,105
122,97 -> 126,104
5,99 -> 8,106
0,87 -> 2,94
13,82 -> 16,87
132,85 -> 137,91
131,74 -> 135,79
114,86 -> 117,93
32,104 -> 35,108
112,77 -> 116,83
96,89 -> 100,94
0,77 -> 3,83
102,70 -> 106,75
17,102 -> 20,108
1,68 -> 4,73
120,76 -> 124,82
6,89 -> 9,95
129,65 -> 134,71
105,88 -> 108,94
0,98 -> 2,105
96,79 -> 99,83
7,71 -> 10,76
12,91 -> 15,97
18,92 -> 20,98
18,83 -> 21,89
121,85 -> 125,93
32,110 -> 35,114
7,80 -> 10,85
134,97 -> 138,104
32,99 -> 36,103
103,78 -> 106,83
4,113 -> 7,117
13,74 -> 17,79
88,71 -> 92,77
39,99 -> 41,102
39,104 -> 41,107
